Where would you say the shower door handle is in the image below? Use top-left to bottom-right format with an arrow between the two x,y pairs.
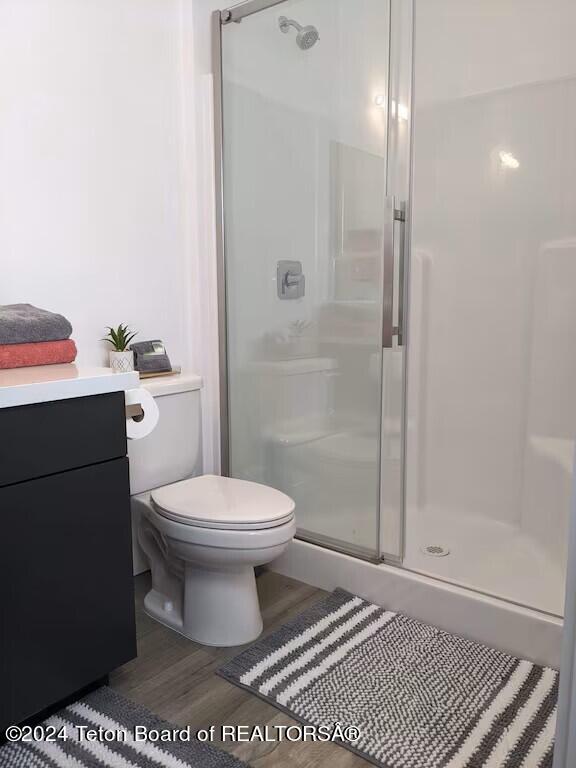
382,196 -> 406,348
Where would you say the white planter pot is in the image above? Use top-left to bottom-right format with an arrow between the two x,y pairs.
109,350 -> 134,373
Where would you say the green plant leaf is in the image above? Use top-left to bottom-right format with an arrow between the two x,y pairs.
103,323 -> 138,351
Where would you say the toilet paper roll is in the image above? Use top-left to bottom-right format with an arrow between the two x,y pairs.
125,387 -> 159,440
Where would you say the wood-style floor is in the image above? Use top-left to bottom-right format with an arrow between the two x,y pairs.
111,571 -> 370,767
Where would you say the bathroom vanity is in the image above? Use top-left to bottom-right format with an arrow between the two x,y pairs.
0,365 -> 139,733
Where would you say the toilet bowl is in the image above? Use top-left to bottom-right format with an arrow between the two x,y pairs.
137,474 -> 296,646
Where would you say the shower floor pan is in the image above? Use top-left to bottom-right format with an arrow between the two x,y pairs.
404,506 -> 565,617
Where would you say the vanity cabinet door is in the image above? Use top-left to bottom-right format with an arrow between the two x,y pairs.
0,458 -> 136,730
0,392 -> 127,488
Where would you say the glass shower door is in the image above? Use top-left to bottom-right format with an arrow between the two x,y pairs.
217,0 -> 402,559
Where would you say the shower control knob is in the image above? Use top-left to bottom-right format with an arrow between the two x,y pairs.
277,260 -> 305,300
284,272 -> 301,288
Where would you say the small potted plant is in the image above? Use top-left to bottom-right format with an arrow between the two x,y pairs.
103,324 -> 138,372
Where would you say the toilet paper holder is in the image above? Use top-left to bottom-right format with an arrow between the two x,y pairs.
124,387 -> 159,439
126,402 -> 145,421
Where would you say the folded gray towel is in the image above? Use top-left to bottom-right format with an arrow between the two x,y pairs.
0,303 -> 73,345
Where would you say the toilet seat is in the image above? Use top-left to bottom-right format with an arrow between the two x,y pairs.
151,474 -> 295,531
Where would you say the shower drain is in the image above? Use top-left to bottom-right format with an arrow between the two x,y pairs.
420,544 -> 450,558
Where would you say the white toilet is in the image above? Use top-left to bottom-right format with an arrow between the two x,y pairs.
128,374 -> 296,647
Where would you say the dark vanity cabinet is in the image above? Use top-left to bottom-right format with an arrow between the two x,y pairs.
0,392 -> 136,732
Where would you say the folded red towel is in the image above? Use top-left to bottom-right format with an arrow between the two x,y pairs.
0,339 -> 77,369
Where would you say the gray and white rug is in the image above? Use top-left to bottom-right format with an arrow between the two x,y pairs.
0,686 -> 246,767
219,588 -> 558,768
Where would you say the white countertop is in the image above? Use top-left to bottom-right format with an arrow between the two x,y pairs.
0,364 -> 139,409
141,371 -> 203,397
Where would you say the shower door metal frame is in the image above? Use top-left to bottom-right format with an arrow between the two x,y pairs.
212,0 -> 412,564
219,0 -> 287,25
212,7 -> 229,476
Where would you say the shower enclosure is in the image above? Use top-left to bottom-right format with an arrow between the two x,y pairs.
214,0 -> 576,622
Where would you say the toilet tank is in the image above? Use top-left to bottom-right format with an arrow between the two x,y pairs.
127,373 -> 203,495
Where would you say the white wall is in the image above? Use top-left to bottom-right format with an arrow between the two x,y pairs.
0,0 -> 225,473
0,0 -> 195,371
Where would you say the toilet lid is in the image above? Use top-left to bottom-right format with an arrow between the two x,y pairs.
151,475 -> 295,530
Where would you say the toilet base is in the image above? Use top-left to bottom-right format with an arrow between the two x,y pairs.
143,589 -> 184,634
143,564 -> 264,647
182,563 -> 263,646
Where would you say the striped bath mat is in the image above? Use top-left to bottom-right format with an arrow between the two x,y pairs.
219,589 -> 558,768
0,687 -> 246,767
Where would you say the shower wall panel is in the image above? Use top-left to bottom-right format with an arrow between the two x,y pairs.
406,0 -> 576,613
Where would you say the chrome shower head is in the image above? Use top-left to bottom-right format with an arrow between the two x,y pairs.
297,25 -> 320,50
279,16 -> 319,50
